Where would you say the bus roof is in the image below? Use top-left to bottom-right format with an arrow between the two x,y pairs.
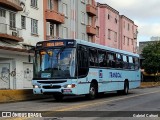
74,39 -> 139,57
37,39 -> 139,57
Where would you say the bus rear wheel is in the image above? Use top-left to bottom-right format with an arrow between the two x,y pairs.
117,81 -> 129,95
123,81 -> 129,95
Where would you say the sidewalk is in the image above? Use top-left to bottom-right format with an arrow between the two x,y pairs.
140,82 -> 160,88
0,89 -> 52,103
0,82 -> 160,103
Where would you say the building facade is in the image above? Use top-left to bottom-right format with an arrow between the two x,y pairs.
0,0 -> 44,89
43,0 -> 97,42
96,3 -> 138,53
119,15 -> 138,53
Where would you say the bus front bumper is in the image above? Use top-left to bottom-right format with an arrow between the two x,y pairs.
33,84 -> 77,95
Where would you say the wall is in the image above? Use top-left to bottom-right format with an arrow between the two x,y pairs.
19,0 -> 44,45
0,50 -> 33,90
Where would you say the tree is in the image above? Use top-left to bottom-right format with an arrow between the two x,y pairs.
142,41 -> 160,81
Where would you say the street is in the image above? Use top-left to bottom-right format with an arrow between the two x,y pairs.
0,86 -> 160,120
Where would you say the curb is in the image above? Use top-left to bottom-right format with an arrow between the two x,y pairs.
0,89 -> 52,103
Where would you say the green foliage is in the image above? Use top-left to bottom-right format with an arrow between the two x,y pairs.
142,41 -> 160,74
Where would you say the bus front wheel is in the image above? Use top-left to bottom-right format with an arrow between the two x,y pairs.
86,82 -> 97,99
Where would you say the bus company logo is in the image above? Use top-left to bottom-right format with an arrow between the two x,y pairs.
99,70 -> 103,78
109,72 -> 122,78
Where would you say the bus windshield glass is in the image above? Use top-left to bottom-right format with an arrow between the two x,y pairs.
34,47 -> 76,79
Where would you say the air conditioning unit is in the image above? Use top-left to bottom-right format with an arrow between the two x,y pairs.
12,31 -> 18,36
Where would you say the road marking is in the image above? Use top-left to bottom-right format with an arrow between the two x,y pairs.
54,90 -> 160,111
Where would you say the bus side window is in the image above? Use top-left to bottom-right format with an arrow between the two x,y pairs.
77,45 -> 89,77
122,55 -> 128,69
128,56 -> 134,70
98,50 -> 107,67
89,48 -> 98,67
116,53 -> 123,68
89,49 -> 94,66
107,52 -> 116,68
134,57 -> 139,70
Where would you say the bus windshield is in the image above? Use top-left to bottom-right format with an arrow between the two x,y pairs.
34,47 -> 76,79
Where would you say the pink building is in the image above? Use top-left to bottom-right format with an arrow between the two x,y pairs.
96,3 -> 138,53
119,15 -> 138,53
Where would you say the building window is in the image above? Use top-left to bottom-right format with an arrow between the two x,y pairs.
108,29 -> 111,39
88,16 -> 92,25
82,33 -> 85,40
31,19 -> 38,35
47,22 -> 59,38
31,0 -> 38,8
108,14 -> 110,19
47,0 -> 53,10
127,38 -> 129,46
0,9 -> 6,17
96,26 -> 99,37
128,23 -> 130,31
62,3 -> 67,17
81,12 -> 85,24
115,18 -> 117,24
10,12 -> 16,29
63,27 -> 68,38
132,39 -> 134,45
21,16 -> 26,29
88,35 -> 92,42
114,32 -> 117,42
81,0 -> 85,3
123,36 -> 125,44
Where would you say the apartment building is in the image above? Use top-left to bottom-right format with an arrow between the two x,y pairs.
120,15 -> 138,53
44,0 -> 97,42
0,0 -> 44,89
96,3 -> 138,53
97,3 -> 119,49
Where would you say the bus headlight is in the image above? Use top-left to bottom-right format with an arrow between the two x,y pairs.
33,85 -> 38,88
64,84 -> 76,88
33,85 -> 41,88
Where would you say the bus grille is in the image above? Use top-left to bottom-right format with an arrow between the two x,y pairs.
37,80 -> 66,84
43,85 -> 61,89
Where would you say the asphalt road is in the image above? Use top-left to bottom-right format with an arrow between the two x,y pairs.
0,86 -> 160,120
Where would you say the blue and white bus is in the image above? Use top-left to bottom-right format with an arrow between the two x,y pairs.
32,39 -> 141,101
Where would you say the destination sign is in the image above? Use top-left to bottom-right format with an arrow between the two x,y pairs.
36,40 -> 75,48
45,41 -> 64,47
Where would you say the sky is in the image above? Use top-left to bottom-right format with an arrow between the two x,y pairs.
96,0 -> 160,43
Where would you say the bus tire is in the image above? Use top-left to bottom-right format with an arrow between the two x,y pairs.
123,81 -> 129,95
86,82 -> 97,100
53,94 -> 63,102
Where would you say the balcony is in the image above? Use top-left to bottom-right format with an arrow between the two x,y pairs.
0,0 -> 23,11
0,23 -> 23,42
45,10 -> 65,24
86,4 -> 97,16
86,25 -> 96,35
